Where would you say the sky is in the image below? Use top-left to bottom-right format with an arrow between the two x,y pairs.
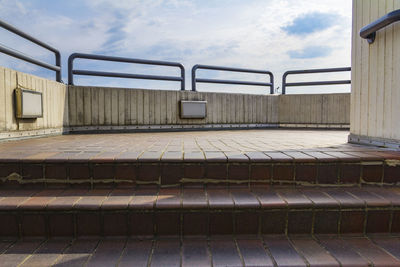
0,0 -> 352,94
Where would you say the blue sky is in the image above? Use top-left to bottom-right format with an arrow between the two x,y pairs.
0,0 -> 352,94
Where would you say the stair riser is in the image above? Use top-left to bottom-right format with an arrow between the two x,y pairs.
1,208 -> 399,238
1,161 -> 398,187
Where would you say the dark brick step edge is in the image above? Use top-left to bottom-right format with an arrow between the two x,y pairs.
1,159 -> 399,187
3,235 -> 400,267
1,202 -> 399,238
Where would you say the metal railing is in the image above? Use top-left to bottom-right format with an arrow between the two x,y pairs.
68,53 -> 185,90
191,64 -> 274,94
281,67 -> 351,95
0,19 -> 61,82
360,9 -> 400,44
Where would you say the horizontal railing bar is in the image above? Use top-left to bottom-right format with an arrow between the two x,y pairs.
0,19 -> 61,82
68,53 -> 184,68
0,20 -> 59,54
284,67 -> 351,75
72,69 -> 183,82
282,67 -> 351,94
285,80 -> 351,87
196,78 -> 272,87
0,44 -> 61,72
360,9 -> 400,44
194,64 -> 273,74
68,53 -> 185,90
192,64 -> 274,93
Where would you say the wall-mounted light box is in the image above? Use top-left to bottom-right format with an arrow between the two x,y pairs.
14,88 -> 43,119
180,100 -> 207,119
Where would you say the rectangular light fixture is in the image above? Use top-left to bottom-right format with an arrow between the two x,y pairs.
14,88 -> 43,119
180,100 -> 207,119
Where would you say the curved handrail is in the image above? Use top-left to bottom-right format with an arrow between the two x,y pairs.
360,9 -> 400,44
282,67 -> 351,95
191,64 -> 274,94
68,53 -> 185,90
0,19 -> 61,82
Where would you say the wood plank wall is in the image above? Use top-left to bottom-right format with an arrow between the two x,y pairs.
68,86 -> 280,126
351,0 -> 400,140
0,65 -> 350,138
69,86 -> 349,127
279,93 -> 350,125
0,66 -> 68,133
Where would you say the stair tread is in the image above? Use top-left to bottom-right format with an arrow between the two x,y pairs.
1,186 -> 399,211
1,235 -> 399,266
0,186 -> 398,237
1,131 -> 400,186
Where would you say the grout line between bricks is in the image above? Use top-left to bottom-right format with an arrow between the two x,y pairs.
312,235 -> 343,266
115,237 -> 128,266
286,236 -> 311,267
16,238 -> 47,267
233,238 -> 245,267
338,235 -> 374,266
51,238 -> 74,266
259,236 -> 277,267
146,239 -> 156,267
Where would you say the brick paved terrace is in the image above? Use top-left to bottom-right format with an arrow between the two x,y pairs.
0,129 -> 400,266
0,129 -> 398,187
1,0 -> 400,264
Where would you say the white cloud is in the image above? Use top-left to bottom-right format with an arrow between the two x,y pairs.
0,0 -> 352,93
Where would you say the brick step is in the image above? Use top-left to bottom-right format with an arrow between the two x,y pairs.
0,185 -> 399,238
1,149 -> 400,187
1,235 -> 400,266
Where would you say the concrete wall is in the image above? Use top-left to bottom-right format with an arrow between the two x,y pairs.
0,66 -> 350,139
67,86 -> 280,130
279,93 -> 350,127
68,86 -> 350,131
350,0 -> 400,147
0,66 -> 68,139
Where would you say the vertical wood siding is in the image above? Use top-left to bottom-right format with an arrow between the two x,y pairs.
0,65 -> 350,136
351,0 -> 400,140
68,86 -> 281,126
69,86 -> 349,127
0,66 -> 68,132
278,93 -> 350,124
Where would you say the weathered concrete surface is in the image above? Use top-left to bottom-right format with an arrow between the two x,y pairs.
0,66 -> 68,139
279,93 -> 350,125
68,86 -> 279,127
68,86 -> 350,131
0,66 -> 350,140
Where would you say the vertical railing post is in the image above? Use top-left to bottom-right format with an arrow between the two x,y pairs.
269,72 -> 275,94
191,65 -> 198,92
180,64 -> 185,91
55,51 -> 62,82
282,73 -> 288,95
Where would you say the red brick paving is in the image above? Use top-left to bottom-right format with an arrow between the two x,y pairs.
0,185 -> 398,238
0,130 -> 399,266
0,130 -> 399,187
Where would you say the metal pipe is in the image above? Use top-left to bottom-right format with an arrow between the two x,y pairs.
282,67 -> 351,95
196,78 -> 272,87
68,53 -> 185,89
285,80 -> 351,87
192,64 -> 274,94
72,70 -> 183,82
0,45 -> 60,72
360,9 -> 400,44
0,19 -> 62,82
